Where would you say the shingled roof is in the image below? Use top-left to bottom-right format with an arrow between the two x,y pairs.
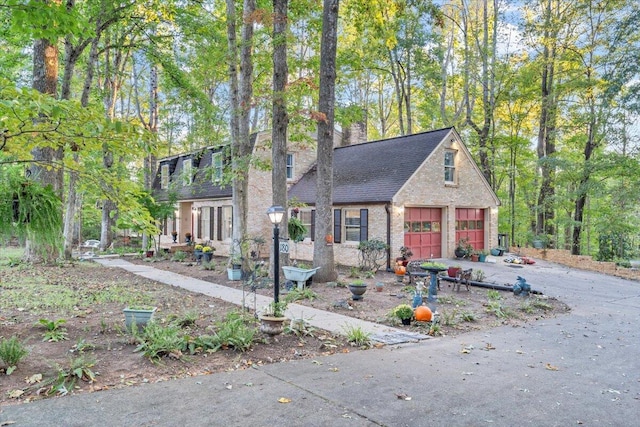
288,127 -> 454,204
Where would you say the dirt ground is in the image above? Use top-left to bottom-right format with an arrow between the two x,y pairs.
0,254 -> 569,406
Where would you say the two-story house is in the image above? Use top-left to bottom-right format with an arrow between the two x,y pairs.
152,127 -> 500,269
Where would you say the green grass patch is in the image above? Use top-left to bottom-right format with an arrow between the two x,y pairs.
0,255 -> 156,315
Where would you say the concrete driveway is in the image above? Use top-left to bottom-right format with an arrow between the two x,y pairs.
1,257 -> 638,426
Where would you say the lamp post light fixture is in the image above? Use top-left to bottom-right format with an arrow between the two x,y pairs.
267,205 -> 285,303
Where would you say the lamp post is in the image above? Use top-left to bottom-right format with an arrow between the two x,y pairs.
267,205 -> 285,303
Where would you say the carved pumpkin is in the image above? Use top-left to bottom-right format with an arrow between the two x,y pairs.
414,306 -> 432,322
394,265 -> 406,275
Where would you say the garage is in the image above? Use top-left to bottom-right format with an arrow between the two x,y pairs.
404,208 -> 442,259
455,208 -> 485,250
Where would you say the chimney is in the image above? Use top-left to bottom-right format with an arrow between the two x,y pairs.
340,119 -> 367,146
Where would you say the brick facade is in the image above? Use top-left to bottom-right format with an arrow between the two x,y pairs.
156,128 -> 500,268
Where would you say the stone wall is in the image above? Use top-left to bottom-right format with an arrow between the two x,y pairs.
517,247 -> 640,281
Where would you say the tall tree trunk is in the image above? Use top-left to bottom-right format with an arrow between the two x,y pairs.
535,1 -> 557,241
313,0 -> 339,283
227,0 -> 257,272
272,0 -> 290,273
30,25 -> 62,263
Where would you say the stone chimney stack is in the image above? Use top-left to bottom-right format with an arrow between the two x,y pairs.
340,116 -> 367,146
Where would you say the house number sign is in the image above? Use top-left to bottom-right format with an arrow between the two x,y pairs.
279,241 -> 290,254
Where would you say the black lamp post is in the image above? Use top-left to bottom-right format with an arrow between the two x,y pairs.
267,205 -> 285,303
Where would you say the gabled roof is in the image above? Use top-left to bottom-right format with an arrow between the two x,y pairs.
288,127 -> 454,204
153,146 -> 232,201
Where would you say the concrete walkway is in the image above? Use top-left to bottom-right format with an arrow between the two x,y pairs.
1,256 -> 638,426
92,258 -> 427,344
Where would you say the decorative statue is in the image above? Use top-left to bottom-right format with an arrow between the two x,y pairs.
513,276 -> 531,296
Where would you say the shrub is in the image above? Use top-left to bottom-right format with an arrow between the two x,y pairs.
0,336 -> 29,372
391,304 -> 414,320
357,239 -> 389,272
172,251 -> 187,262
38,318 -> 68,342
48,356 -> 96,395
134,322 -> 184,361
342,324 -> 372,348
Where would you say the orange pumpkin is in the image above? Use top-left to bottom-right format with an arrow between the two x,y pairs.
414,306 -> 432,322
394,265 -> 406,275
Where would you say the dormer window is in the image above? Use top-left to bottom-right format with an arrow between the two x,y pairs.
444,150 -> 456,183
212,152 -> 223,183
160,164 -> 169,189
286,153 -> 294,180
183,159 -> 193,186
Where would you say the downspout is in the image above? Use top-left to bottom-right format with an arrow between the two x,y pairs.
385,203 -> 392,271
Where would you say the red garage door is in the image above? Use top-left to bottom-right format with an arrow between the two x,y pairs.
404,208 -> 442,259
455,208 -> 485,251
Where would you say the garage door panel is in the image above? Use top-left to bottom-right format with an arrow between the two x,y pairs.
455,208 -> 485,251
404,208 -> 442,259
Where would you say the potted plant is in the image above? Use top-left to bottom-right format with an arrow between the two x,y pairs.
455,238 -> 473,259
470,251 -> 480,262
392,304 -> 414,325
375,282 -> 384,292
396,246 -> 413,267
259,301 -> 288,335
227,255 -> 242,280
202,245 -> 214,262
171,230 -> 178,243
194,244 -> 204,262
477,249 -> 489,263
185,232 -> 192,244
123,306 -> 157,331
447,264 -> 462,278
348,279 -> 368,300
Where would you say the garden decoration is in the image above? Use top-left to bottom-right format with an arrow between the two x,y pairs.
414,305 -> 433,322
412,281 -> 424,308
282,266 -> 320,290
513,276 -> 531,296
420,262 -> 447,313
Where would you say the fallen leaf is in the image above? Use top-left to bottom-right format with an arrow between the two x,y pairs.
396,393 -> 412,401
278,397 -> 292,403
329,367 -> 339,372
545,363 -> 559,371
461,349 -> 471,354
485,343 -> 495,350
25,373 -> 43,384
8,390 -> 24,399
1,421 -> 17,426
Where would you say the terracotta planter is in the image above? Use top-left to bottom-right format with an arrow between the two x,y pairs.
471,254 -> 479,262
447,267 -> 461,278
